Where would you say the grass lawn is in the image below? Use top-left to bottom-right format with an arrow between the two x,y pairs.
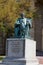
0,56 -> 5,60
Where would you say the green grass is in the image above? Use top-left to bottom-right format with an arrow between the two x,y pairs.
0,56 -> 5,60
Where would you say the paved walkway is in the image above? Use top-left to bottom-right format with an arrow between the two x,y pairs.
37,56 -> 43,64
36,51 -> 43,64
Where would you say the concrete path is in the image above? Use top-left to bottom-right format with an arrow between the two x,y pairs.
37,56 -> 43,64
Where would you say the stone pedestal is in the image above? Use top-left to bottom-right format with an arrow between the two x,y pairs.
2,38 -> 39,65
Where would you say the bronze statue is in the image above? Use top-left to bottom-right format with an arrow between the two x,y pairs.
14,13 -> 32,38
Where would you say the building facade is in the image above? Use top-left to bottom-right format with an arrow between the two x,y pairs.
34,0 -> 43,51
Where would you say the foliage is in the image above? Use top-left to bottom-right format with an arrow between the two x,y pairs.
0,0 -> 35,37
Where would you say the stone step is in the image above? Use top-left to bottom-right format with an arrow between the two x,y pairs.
0,63 -> 6,65
0,56 -> 43,65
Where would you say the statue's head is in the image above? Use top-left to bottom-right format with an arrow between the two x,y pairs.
20,13 -> 25,18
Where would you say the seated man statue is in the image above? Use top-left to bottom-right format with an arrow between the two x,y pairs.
14,13 -> 32,38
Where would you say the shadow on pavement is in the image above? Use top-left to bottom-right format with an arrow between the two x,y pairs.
36,50 -> 43,56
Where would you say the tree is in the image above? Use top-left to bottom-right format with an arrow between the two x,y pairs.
0,0 -> 35,37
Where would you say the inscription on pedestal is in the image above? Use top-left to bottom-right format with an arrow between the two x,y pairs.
6,39 -> 24,58
11,41 -> 21,53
